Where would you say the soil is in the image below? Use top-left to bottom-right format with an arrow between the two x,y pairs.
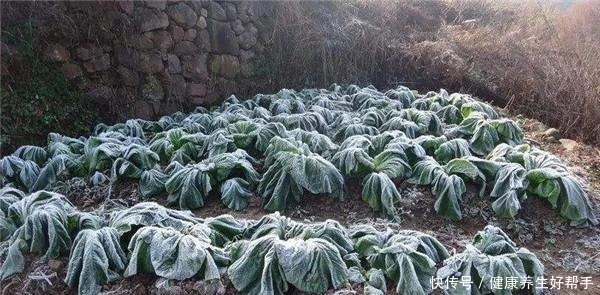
2,115 -> 600,295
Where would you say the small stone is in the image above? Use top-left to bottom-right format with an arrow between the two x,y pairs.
145,0 -> 166,10
62,63 -> 82,79
48,259 -> 64,272
542,128 -> 560,139
222,2 -> 237,20
184,29 -> 197,41
138,52 -> 164,73
194,30 -> 210,51
240,62 -> 253,78
134,100 -> 155,118
137,32 -> 155,49
196,16 -> 207,29
559,139 -> 579,151
118,1 -> 134,15
192,280 -> 224,295
167,54 -> 182,73
171,25 -> 185,42
173,41 -> 198,55
238,31 -> 257,50
231,19 -> 244,35
45,44 -> 70,62
168,74 -> 186,99
139,8 -> 169,32
209,54 -> 240,79
208,2 -> 227,21
153,30 -> 173,49
182,54 -> 208,81
83,54 -> 110,72
75,46 -> 93,61
238,11 -> 250,24
117,66 -> 139,86
167,2 -> 198,28
187,82 -> 207,97
207,20 -> 239,54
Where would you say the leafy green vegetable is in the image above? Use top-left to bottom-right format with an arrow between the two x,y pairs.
227,234 -> 349,295
124,226 -> 227,280
65,227 -> 127,295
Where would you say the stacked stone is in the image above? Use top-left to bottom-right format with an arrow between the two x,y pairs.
41,1 -> 273,119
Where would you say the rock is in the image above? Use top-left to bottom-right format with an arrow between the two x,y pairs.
171,25 -> 185,42
62,63 -> 83,79
208,2 -> 227,21
239,49 -> 255,63
48,259 -> 64,272
118,1 -> 134,15
145,0 -> 166,10
138,8 -> 169,32
117,66 -> 139,86
196,16 -> 207,30
194,30 -> 210,51
222,2 -> 237,20
75,45 -> 95,61
207,20 -> 239,54
167,54 -> 182,73
209,54 -> 240,79
332,290 -> 357,295
214,77 -> 239,94
153,30 -> 173,50
542,128 -> 560,139
238,30 -> 257,50
240,61 -> 254,78
114,46 -> 136,68
187,82 -> 207,97
167,2 -> 198,28
142,75 -> 164,101
173,41 -> 198,55
45,44 -> 70,62
86,86 -> 115,106
138,52 -> 164,73
231,19 -> 244,35
238,11 -> 250,24
134,100 -> 155,118
137,32 -> 155,49
168,74 -> 186,99
559,138 -> 579,151
184,29 -> 197,41
182,54 -> 208,81
192,280 -> 225,295
83,54 -> 110,72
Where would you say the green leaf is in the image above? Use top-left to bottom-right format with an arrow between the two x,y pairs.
432,174 -> 465,221
221,177 -> 252,210
435,138 -> 472,163
12,145 -> 47,165
228,234 -> 349,295
470,121 -> 500,156
362,172 -> 401,217
139,168 -> 168,198
165,164 -> 212,209
124,226 -> 225,281
65,227 -> 127,295
372,148 -> 411,179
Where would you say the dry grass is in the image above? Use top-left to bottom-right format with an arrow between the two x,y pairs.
266,0 -> 600,144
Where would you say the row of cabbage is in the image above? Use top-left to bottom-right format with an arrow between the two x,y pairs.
0,84 -> 597,226
0,190 -> 544,295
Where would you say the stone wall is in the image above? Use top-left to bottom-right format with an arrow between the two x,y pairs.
16,1 -> 275,120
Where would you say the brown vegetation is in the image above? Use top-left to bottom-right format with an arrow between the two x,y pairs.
266,0 -> 600,144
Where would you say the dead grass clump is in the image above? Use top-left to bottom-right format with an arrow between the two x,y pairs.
267,0 -> 600,144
